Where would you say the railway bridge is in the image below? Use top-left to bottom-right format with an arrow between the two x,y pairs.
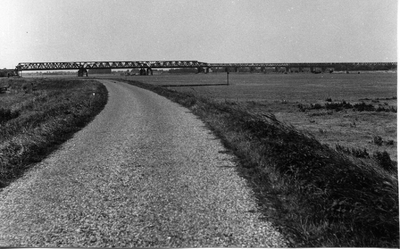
14,61 -> 397,76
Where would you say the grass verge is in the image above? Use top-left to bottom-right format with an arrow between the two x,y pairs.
114,78 -> 398,247
0,78 -> 108,188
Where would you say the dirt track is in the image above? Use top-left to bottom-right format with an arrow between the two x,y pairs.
0,80 -> 287,247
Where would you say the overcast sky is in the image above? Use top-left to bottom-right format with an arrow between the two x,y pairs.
0,0 -> 397,68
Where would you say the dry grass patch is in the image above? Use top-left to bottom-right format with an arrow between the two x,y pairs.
243,100 -> 397,162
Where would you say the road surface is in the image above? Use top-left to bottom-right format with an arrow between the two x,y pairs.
0,79 -> 287,247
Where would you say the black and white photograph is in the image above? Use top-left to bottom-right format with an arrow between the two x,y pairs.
0,0 -> 397,247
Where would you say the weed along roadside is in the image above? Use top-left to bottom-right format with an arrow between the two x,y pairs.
0,78 -> 108,188
114,78 -> 399,247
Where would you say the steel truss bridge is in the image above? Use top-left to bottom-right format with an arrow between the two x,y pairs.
15,60 -> 397,76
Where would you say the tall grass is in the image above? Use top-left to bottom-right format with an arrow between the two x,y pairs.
116,78 -> 398,247
0,78 -> 108,188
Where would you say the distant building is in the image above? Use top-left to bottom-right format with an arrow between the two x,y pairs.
88,68 -> 112,74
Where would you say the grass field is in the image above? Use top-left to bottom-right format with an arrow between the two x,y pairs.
0,77 -> 107,188
124,72 -> 396,101
122,72 -> 397,162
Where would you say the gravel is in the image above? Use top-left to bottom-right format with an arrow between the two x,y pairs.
0,79 -> 288,247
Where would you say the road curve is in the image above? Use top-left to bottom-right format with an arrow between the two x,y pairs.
0,80 -> 287,247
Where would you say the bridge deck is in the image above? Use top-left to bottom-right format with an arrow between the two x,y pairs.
15,61 -> 397,71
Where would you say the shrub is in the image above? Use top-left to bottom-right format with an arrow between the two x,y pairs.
353,102 -> 375,112
298,103 -> 306,112
352,147 -> 369,158
335,144 -> 369,158
325,101 -> 353,111
373,151 -> 396,172
373,136 -> 383,146
385,140 -> 394,146
0,108 -> 20,123
311,103 -> 323,109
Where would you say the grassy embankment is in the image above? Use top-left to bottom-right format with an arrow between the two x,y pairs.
0,78 -> 108,188
116,78 -> 398,247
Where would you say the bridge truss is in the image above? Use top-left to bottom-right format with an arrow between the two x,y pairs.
15,60 -> 397,75
16,61 -> 209,71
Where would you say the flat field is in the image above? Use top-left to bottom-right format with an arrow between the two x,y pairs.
120,72 -> 397,161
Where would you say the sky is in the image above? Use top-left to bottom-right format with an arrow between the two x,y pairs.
0,0 -> 397,69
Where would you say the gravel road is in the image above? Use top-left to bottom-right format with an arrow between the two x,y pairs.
0,80 -> 287,247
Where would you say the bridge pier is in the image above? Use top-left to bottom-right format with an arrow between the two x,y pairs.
311,67 -> 323,74
78,68 -> 88,77
196,67 -> 209,74
14,69 -> 21,77
139,68 -> 153,75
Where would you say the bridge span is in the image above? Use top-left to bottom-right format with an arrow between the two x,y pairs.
15,60 -> 397,76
